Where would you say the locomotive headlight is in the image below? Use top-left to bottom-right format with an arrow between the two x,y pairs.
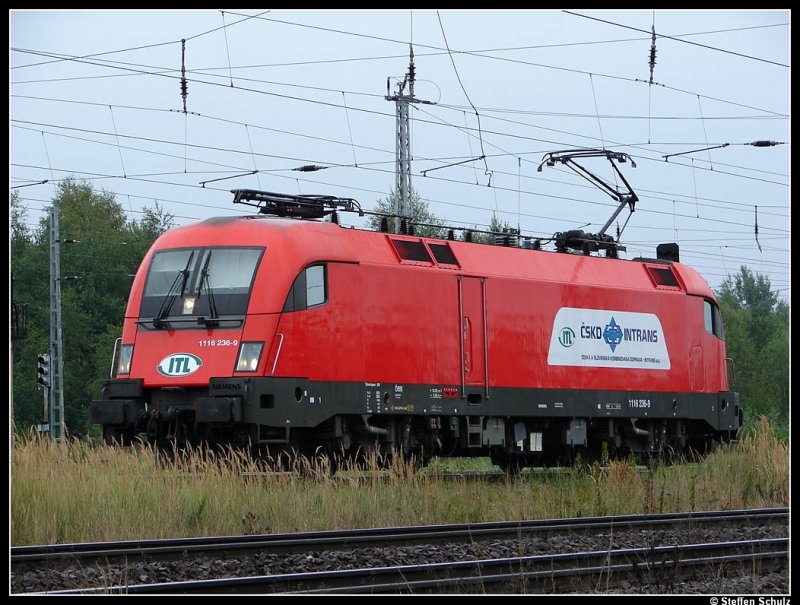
235,342 -> 263,372
182,296 -> 196,314
117,344 -> 133,376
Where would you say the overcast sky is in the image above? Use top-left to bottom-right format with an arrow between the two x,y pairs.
10,10 -> 790,302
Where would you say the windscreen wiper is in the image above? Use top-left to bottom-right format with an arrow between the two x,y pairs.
152,251 -> 195,328
196,252 -> 219,327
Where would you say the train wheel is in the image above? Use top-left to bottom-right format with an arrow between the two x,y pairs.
283,448 -> 337,479
492,453 -> 524,477
102,425 -> 134,446
311,449 -> 338,478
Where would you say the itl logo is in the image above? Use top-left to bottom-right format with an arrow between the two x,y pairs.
157,353 -> 202,377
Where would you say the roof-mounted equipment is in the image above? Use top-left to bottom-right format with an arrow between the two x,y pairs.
232,189 -> 362,220
538,149 -> 639,256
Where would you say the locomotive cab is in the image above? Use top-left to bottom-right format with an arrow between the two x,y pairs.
91,214 -> 285,448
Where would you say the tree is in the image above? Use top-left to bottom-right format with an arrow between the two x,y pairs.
367,189 -> 445,238
367,190 -> 519,245
11,178 -> 174,438
716,266 -> 789,423
469,212 -> 515,244
138,201 -> 176,238
10,189 -> 30,247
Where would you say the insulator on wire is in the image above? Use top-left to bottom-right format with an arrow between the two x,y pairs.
180,39 -> 188,114
754,205 -> 762,253
648,25 -> 657,84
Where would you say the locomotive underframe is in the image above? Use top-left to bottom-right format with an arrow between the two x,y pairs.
91,376 -> 741,467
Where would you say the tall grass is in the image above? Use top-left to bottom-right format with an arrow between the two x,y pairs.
10,417 -> 788,546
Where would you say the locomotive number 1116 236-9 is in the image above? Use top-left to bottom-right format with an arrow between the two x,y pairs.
198,339 -> 239,347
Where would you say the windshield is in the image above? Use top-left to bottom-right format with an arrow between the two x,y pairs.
140,247 -> 264,319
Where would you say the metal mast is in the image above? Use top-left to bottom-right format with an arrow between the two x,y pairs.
48,206 -> 66,442
385,46 -> 433,232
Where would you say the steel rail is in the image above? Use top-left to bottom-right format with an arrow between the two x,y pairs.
34,538 -> 788,595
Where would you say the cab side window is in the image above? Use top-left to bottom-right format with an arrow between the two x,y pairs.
703,300 -> 713,334
703,299 -> 725,340
283,264 -> 327,312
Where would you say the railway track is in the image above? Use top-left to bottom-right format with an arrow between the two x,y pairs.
13,508 -> 788,594
93,464 -> 681,485
31,538 -> 789,595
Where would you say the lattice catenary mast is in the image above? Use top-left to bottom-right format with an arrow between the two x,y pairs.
385,46 -> 434,233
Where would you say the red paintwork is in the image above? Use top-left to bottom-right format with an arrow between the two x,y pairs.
122,216 -> 729,394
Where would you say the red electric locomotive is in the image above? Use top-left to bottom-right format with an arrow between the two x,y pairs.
91,183 -> 741,469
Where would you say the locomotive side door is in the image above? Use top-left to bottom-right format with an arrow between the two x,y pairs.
458,276 -> 488,401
